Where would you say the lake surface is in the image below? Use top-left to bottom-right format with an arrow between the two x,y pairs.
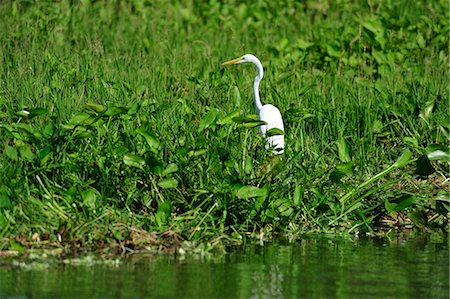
1,236 -> 448,298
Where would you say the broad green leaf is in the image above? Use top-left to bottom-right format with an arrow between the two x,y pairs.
15,109 -> 30,117
420,99 -> 435,120
198,107 -> 220,132
15,123 -> 42,139
0,212 -> 7,228
0,193 -> 12,208
385,195 -> 413,213
232,114 -> 260,123
394,149 -> 413,168
330,162 -> 353,182
67,112 -> 91,125
127,102 -> 141,115
233,114 -> 266,128
84,103 -> 106,113
326,44 -> 341,58
177,98 -> 195,115
9,239 -> 24,253
43,122 -> 55,137
277,202 -> 294,217
162,163 -> 178,176
235,185 -> 268,199
239,121 -> 266,128
403,137 -> 419,149
244,155 -> 253,174
217,110 -> 241,125
425,144 -> 450,161
254,195 -> 266,211
4,145 -> 18,161
29,108 -> 48,118
188,149 -> 207,157
82,188 -> 99,209
136,128 -> 160,153
435,191 -> 450,203
407,211 -> 427,227
104,106 -> 127,117
18,144 -> 34,161
297,38 -> 314,50
123,154 -> 145,169
135,84 -> 147,95
266,128 -> 284,136
337,137 -> 351,163
416,33 -> 426,49
39,146 -> 53,165
155,201 -> 173,225
293,184 -> 303,206
158,178 -> 178,189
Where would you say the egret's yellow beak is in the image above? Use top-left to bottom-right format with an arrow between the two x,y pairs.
222,57 -> 242,65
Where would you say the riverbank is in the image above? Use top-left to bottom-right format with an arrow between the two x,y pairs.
0,1 -> 448,255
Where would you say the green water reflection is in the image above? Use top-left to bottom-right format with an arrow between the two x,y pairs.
1,237 -> 448,298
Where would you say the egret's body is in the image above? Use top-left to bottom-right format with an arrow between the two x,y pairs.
222,54 -> 284,154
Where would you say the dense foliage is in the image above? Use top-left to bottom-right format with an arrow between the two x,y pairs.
0,0 -> 448,253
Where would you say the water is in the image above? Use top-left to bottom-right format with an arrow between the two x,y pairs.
1,236 -> 448,298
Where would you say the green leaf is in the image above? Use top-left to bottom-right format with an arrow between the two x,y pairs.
104,106 -> 128,117
4,145 -> 18,161
394,149 -> 413,168
198,107 -> 220,132
293,184 -> 303,206
67,112 -> 91,125
235,185 -> 268,199
15,109 -> 30,117
266,128 -> 284,136
0,193 -> 12,208
425,144 -> 450,161
9,239 -> 24,253
15,123 -> 42,139
127,102 -> 141,115
162,163 -> 178,176
188,149 -> 208,157
18,144 -> 35,161
158,178 -> 178,189
244,155 -> 253,174
84,103 -> 106,113
81,188 -> 99,209
416,33 -> 426,49
297,38 -> 314,50
337,137 -> 351,163
43,122 -> 55,137
403,137 -> 419,149
155,201 -> 173,225
123,154 -> 145,169
217,110 -> 241,125
385,195 -> 413,213
407,211 -> 427,227
420,99 -> 435,120
177,98 -> 195,115
28,108 -> 48,118
232,114 -> 260,123
39,146 -> 53,165
330,162 -> 353,182
136,128 -> 160,153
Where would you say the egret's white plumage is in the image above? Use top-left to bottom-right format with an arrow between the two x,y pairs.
222,54 -> 284,154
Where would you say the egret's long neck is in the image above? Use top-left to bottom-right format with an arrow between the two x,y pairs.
253,60 -> 264,112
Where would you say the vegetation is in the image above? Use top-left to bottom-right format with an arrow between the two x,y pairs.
0,0 -> 448,254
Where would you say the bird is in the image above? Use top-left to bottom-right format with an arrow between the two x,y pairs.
222,54 -> 285,154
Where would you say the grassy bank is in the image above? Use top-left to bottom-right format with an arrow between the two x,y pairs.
0,0 -> 448,254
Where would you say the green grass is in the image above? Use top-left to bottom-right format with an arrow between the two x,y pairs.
0,0 -> 448,254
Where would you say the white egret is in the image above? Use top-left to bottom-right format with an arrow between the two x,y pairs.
222,54 -> 285,154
